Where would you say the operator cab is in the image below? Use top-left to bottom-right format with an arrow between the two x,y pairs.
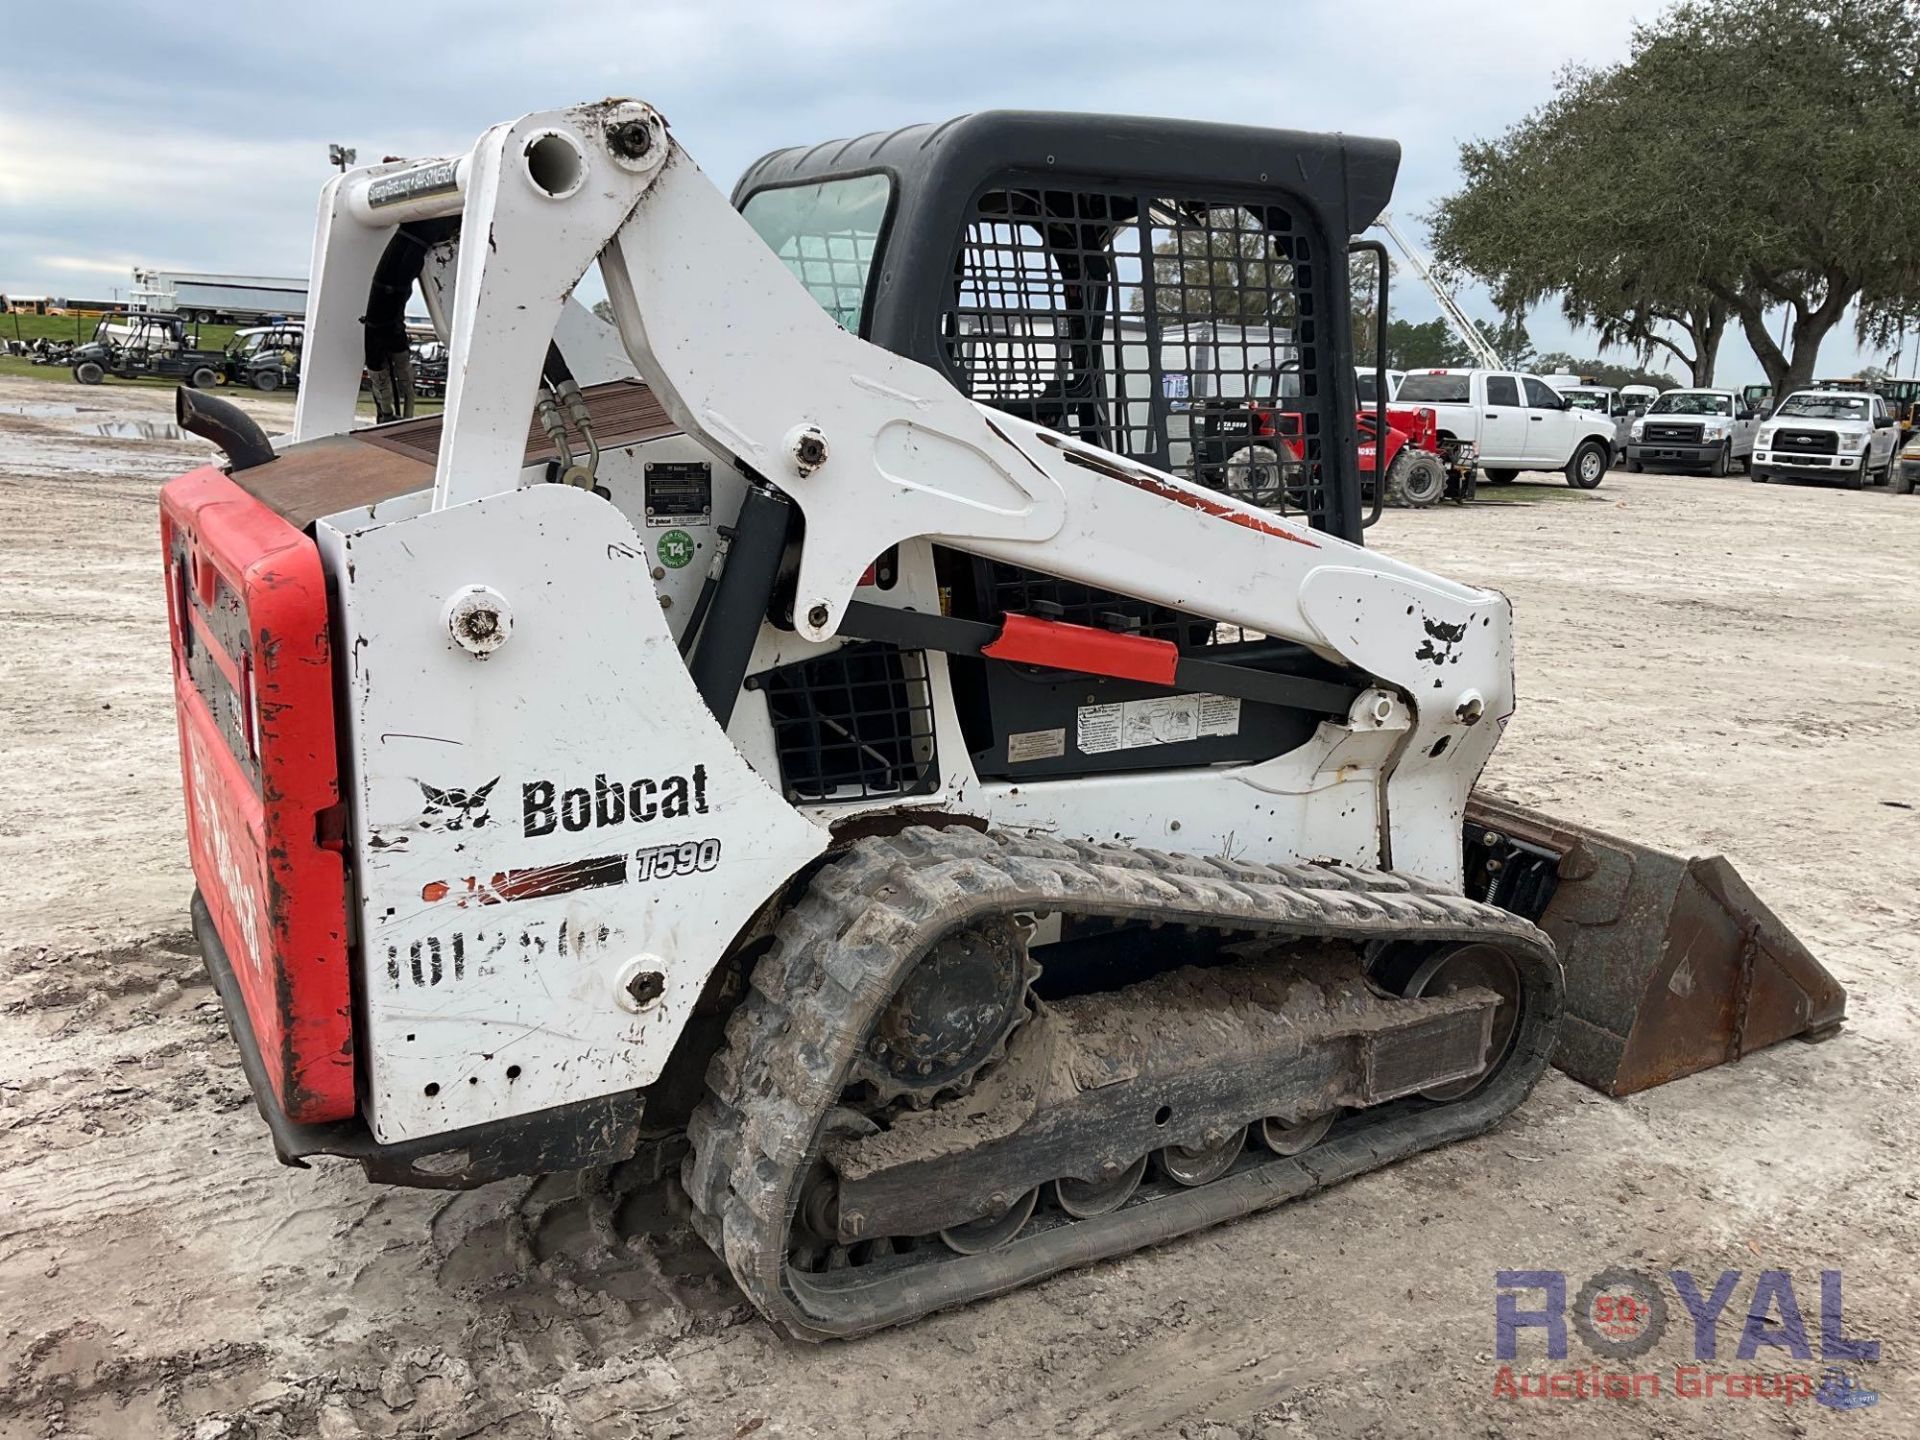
736,111 -> 1398,543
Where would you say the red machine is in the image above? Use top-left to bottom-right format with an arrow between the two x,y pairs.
1191,369 -> 1468,510
1359,405 -> 1477,506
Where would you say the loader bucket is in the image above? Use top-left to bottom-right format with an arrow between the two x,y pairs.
1464,793 -> 1846,1097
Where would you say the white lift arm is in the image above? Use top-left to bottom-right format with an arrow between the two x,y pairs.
291,101 -> 1516,882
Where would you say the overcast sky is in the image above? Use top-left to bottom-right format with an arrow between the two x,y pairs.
2,0 -> 1896,384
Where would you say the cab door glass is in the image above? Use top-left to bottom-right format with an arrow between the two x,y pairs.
1523,377 -> 1563,409
740,173 -> 893,334
1486,376 -> 1519,407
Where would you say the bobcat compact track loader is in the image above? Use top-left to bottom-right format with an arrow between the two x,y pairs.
160,101 -> 1845,1340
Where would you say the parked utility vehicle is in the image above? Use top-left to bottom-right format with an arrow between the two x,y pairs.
412,338 -> 449,399
1878,376 -> 1920,449
1752,390 -> 1901,488
223,323 -> 304,392
1624,389 -> 1758,475
1188,373 -> 1452,509
1896,432 -> 1919,495
1393,368 -> 1615,488
68,312 -> 225,388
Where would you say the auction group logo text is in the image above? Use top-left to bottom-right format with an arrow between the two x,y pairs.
1493,1268 -> 1880,1410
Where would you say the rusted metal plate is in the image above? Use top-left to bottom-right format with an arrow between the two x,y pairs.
360,377 -> 681,467
230,381 -> 686,532
1466,792 -> 1846,1096
229,433 -> 432,530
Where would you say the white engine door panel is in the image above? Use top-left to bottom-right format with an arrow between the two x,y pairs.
317,483 -> 827,1144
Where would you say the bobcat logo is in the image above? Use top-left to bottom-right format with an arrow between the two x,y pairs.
416,778 -> 499,831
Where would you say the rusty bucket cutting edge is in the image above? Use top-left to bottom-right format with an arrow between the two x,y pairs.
1465,793 -> 1846,1098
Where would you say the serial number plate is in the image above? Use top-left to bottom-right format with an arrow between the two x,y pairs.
645,461 -> 713,526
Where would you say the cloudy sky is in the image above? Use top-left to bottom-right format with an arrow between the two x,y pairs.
1,0 -> 1894,383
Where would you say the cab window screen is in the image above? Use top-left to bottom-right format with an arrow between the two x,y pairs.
937,187 -> 1317,517
1398,374 -> 1470,403
1487,376 -> 1520,406
741,174 -> 892,333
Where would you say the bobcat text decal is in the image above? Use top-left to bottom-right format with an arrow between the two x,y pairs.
423,840 -> 726,908
523,767 -> 709,837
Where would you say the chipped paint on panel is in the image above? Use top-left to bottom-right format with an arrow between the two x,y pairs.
317,481 -> 827,1144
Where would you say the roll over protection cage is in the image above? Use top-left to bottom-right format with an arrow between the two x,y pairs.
733,111 -> 1401,544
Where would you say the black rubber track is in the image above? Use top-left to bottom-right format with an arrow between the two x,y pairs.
683,827 -> 1562,1340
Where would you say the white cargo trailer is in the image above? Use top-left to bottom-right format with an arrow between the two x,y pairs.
129,268 -> 307,323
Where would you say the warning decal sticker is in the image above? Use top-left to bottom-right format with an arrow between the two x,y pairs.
1076,694 -> 1241,755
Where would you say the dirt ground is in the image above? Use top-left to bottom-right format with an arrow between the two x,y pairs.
2,372 -> 1916,1440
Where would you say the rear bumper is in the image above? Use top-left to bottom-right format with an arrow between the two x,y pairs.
192,888 -> 645,1188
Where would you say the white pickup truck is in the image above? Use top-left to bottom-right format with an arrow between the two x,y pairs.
1393,368 -> 1616,488
1751,390 -> 1902,489
1624,388 -> 1760,475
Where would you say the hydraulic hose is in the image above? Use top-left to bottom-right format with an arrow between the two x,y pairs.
364,218 -> 458,422
542,342 -> 600,485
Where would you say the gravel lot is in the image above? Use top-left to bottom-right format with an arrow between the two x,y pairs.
2,373 -> 1916,1439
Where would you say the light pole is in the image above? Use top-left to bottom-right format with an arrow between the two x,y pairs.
328,144 -> 357,174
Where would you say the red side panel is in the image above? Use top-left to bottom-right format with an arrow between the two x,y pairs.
1387,404 -> 1440,451
1359,408 -> 1431,478
983,613 -> 1181,686
161,466 -> 353,1122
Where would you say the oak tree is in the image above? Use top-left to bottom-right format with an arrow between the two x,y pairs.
1430,0 -> 1920,394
